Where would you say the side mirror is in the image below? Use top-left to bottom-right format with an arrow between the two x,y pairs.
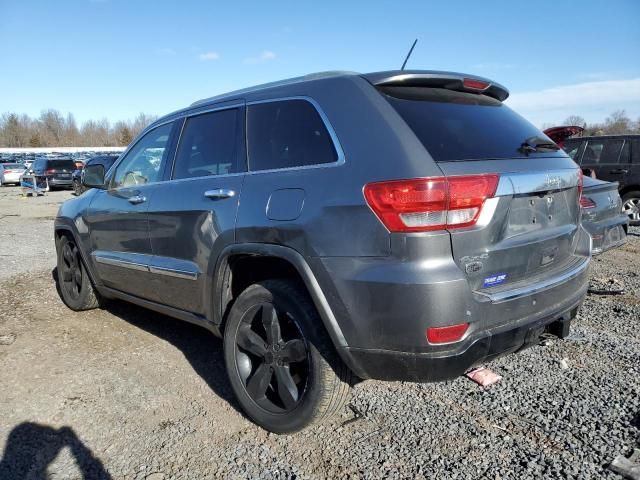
83,164 -> 106,189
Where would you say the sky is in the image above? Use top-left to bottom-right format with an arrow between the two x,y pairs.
1,0 -> 639,128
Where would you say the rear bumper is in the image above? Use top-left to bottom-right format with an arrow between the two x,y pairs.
315,233 -> 590,382
342,302 -> 579,382
48,177 -> 73,187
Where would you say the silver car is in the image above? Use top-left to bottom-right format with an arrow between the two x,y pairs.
0,163 -> 26,186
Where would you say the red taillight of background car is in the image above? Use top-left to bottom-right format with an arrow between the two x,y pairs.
580,196 -> 596,209
45,169 -> 56,175
363,174 -> 499,232
426,323 -> 469,344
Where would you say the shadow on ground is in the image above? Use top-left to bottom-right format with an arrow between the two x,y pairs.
104,298 -> 241,413
52,267 -> 239,414
0,423 -> 111,480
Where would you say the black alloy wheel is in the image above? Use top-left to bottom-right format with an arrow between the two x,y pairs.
235,302 -> 309,413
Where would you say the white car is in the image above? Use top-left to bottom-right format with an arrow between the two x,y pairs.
0,163 -> 26,186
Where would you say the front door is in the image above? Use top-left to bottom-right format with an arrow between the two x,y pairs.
146,104 -> 245,314
86,121 -> 177,299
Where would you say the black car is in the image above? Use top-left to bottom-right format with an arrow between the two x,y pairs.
72,155 -> 119,196
563,135 -> 640,224
30,158 -> 77,189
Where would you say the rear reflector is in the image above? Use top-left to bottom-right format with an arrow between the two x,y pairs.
364,174 -> 499,232
580,196 -> 596,209
426,323 -> 469,344
463,78 -> 490,91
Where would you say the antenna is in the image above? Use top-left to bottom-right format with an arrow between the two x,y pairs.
400,39 -> 418,70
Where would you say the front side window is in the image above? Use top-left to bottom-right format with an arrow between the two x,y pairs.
112,122 -> 173,188
247,99 -> 338,171
582,138 -> 624,165
173,108 -> 240,179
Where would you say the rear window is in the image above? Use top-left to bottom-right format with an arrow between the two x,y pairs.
2,163 -> 23,169
46,160 -> 76,170
582,139 -> 624,165
247,99 -> 338,171
380,86 -> 564,162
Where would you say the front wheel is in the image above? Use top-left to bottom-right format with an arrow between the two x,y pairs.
56,235 -> 101,311
223,279 -> 352,433
622,190 -> 640,226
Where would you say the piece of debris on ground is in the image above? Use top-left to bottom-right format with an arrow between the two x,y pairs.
465,367 -> 502,386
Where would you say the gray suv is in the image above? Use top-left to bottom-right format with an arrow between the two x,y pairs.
54,70 -> 592,433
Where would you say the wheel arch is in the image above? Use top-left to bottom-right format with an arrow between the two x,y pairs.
212,243 -> 348,351
54,219 -> 102,289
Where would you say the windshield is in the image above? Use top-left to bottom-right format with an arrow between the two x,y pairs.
380,86 -> 565,162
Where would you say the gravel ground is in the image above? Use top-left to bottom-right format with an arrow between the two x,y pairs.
0,185 -> 638,479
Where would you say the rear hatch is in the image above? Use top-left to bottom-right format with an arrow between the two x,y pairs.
46,159 -> 76,180
375,79 -> 584,296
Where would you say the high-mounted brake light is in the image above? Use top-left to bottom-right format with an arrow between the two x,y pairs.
463,78 -> 490,91
426,323 -> 469,344
364,174 -> 499,232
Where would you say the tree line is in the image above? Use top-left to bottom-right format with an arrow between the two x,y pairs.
543,110 -> 640,136
1,108 -> 639,149
0,110 -> 158,148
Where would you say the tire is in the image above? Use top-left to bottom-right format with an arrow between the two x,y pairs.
621,190 -> 640,226
223,279 -> 352,433
56,235 -> 101,311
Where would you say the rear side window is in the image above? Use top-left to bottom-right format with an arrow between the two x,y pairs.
247,99 -> 338,171
631,139 -> 640,164
582,138 -> 624,165
562,139 -> 585,161
173,108 -> 240,179
380,86 -> 563,162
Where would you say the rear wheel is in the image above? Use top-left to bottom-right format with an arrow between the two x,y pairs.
56,235 -> 101,311
223,279 -> 352,433
622,190 -> 640,226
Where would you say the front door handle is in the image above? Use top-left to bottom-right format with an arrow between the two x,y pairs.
609,169 -> 628,174
128,195 -> 146,205
204,189 -> 236,200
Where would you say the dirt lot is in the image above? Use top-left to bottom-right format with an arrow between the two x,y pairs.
0,185 -> 639,480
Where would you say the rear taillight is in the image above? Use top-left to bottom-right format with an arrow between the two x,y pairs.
580,196 -> 596,209
45,169 -> 56,175
426,323 -> 469,344
363,174 -> 499,232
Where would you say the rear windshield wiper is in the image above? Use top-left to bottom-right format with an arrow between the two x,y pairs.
519,136 -> 560,155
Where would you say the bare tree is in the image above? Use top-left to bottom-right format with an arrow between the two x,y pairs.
604,110 -> 632,135
563,115 -> 586,128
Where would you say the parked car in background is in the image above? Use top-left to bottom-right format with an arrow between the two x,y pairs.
55,70 -> 591,433
72,154 -> 119,195
563,134 -> 640,225
30,157 -> 77,189
0,163 -> 26,186
580,176 -> 627,254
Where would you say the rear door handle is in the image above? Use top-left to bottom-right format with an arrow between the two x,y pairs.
609,169 -> 628,174
204,189 -> 236,200
128,195 -> 146,205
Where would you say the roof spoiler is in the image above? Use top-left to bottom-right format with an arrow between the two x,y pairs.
363,71 -> 509,102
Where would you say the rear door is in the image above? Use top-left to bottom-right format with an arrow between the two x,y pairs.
146,102 -> 245,314
85,121 -> 177,299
